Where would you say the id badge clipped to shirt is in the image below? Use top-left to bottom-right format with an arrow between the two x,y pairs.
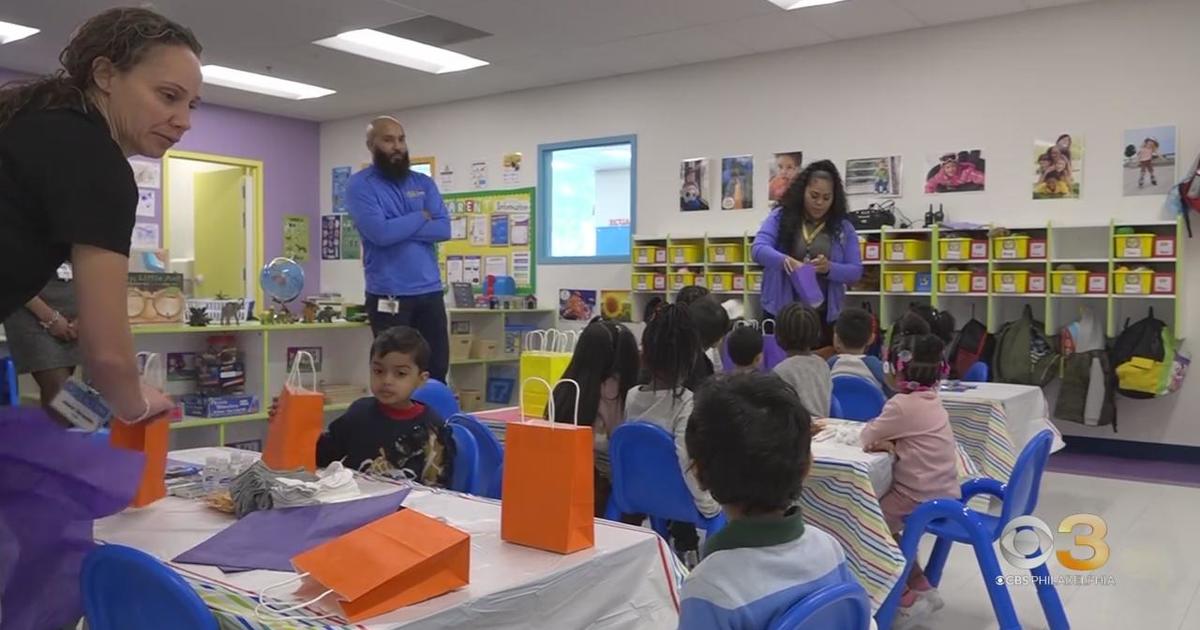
378,297 -> 400,315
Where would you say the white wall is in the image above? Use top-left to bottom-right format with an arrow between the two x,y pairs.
166,158 -> 240,262
320,0 -> 1200,446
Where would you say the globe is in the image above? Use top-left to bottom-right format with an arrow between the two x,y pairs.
260,257 -> 304,304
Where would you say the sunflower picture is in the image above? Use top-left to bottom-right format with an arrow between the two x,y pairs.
600,290 -> 632,322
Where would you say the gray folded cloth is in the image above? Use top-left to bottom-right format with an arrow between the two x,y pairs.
229,460 -> 317,518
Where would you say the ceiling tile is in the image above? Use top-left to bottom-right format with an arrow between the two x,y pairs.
894,0 -> 1029,26
801,0 -> 927,39
714,10 -> 834,54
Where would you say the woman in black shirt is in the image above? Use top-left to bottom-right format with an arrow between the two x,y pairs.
0,8 -> 202,421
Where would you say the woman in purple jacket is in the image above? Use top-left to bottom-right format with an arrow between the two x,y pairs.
752,160 -> 863,345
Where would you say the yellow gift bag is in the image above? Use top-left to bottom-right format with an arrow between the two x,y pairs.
518,330 -> 575,416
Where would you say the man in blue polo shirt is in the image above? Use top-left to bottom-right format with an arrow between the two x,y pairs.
346,116 -> 451,381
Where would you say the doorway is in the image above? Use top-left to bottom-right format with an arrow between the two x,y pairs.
163,151 -> 263,307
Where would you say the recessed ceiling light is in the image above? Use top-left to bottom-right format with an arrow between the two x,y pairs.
201,65 -> 334,100
0,20 -> 39,45
314,29 -> 488,75
768,0 -> 849,9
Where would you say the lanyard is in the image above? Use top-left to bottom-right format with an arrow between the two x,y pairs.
801,221 -> 826,246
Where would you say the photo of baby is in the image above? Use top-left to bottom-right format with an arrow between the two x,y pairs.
1033,133 -> 1083,199
846,156 -> 901,196
925,150 -> 986,194
768,151 -> 803,206
721,155 -> 754,210
1123,125 -> 1176,196
680,158 -> 710,212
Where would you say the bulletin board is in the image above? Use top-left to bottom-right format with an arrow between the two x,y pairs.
439,187 -> 536,294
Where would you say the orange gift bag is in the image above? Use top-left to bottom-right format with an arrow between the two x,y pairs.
264,350 -> 325,472
109,352 -> 170,507
257,509 -> 470,622
501,377 -> 594,554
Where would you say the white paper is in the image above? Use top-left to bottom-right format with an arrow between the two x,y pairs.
136,190 -> 156,217
132,222 -> 159,249
451,216 -> 467,240
439,164 -> 454,190
510,214 -> 530,246
512,250 -> 531,287
464,256 -> 482,285
129,160 -> 161,189
471,161 -> 488,190
485,255 -> 508,279
469,215 -> 488,246
446,256 -> 464,283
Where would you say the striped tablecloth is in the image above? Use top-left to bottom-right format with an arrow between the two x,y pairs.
940,397 -> 1020,483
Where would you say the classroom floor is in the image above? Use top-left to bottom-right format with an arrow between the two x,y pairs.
908,467 -> 1200,629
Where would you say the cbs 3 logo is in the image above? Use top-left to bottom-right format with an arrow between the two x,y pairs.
999,514 -> 1109,571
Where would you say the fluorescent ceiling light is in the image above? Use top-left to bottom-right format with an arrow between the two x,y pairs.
0,20 -> 39,44
201,65 -> 334,100
314,29 -> 488,75
769,0 -> 849,9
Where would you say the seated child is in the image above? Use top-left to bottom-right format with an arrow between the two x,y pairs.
680,372 -> 855,628
688,296 -> 731,386
861,333 -> 961,623
771,303 -> 832,417
290,326 -> 454,485
829,307 -> 891,396
725,324 -> 763,373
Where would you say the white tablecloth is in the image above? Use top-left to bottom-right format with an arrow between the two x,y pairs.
95,449 -> 682,629
941,383 -> 1065,454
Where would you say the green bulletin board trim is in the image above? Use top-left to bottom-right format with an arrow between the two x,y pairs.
440,187 -> 538,295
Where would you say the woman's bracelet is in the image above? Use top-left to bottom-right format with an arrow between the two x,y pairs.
39,311 -> 63,330
131,394 -> 153,422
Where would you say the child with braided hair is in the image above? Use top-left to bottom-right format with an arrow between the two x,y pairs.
771,303 -> 832,417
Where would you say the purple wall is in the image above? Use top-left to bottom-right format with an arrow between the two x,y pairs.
0,66 -> 321,291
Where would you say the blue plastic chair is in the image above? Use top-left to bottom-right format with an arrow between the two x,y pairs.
82,544 -> 217,630
963,361 -> 990,383
604,421 -> 726,540
413,380 -> 460,419
448,423 -> 479,493
875,430 -> 1067,630
1,357 -> 17,406
447,413 -> 505,499
831,375 -> 887,421
829,395 -> 844,419
768,582 -> 873,630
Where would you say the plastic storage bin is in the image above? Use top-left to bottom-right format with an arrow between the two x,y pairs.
632,272 -> 666,292
732,274 -> 746,291
707,244 -> 745,263
1028,272 -> 1046,293
669,244 -> 703,264
861,241 -> 881,261
939,271 -> 973,293
707,272 -> 736,292
885,240 -> 931,262
1114,234 -> 1154,259
747,272 -> 764,293
633,245 -> 665,264
1153,272 -> 1175,294
670,272 -> 704,292
994,235 -> 1031,260
885,271 -> 918,293
915,272 -> 933,293
1114,269 -> 1152,294
1029,238 -> 1047,259
1051,271 -> 1088,294
939,238 -> 976,261
1088,273 -> 1108,294
1154,235 -> 1176,258
992,270 -> 1030,293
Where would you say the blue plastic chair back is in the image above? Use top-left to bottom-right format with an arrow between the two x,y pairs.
999,430 -> 1055,525
447,413 -> 504,498
829,395 -> 844,419
448,423 -> 479,493
609,421 -> 724,531
963,361 -> 989,383
831,375 -> 887,421
767,581 -> 872,630
413,380 -> 460,419
1,357 -> 17,406
82,544 -> 217,630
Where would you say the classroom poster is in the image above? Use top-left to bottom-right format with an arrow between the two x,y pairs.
286,346 -> 323,372
720,155 -> 753,210
924,149 -> 986,194
439,163 -> 455,189
1033,134 -> 1083,199
1123,125 -> 1176,196
283,215 -> 309,261
512,250 -> 531,286
490,214 -> 510,246
464,256 -> 482,285
446,256 -> 465,283
471,161 -> 489,190
129,159 -> 161,189
845,156 -> 902,196
340,216 -> 361,259
600,290 -> 633,322
166,352 -> 198,382
485,255 -> 508,279
450,216 -> 468,240
332,166 -> 352,213
768,151 -> 803,205
559,289 -> 597,321
510,214 -> 530,246
321,215 -> 341,260
136,190 -> 156,217
502,152 -> 522,185
469,215 -> 488,245
132,223 -> 159,249
680,158 -> 710,211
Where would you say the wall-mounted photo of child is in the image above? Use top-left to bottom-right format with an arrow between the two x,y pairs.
1033,134 -> 1083,199
680,158 -> 710,212
768,151 -> 803,207
1123,125 -> 1176,196
924,150 -> 986,194
846,156 -> 901,196
721,155 -> 754,210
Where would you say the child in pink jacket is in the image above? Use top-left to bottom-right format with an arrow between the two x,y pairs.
861,333 -> 960,623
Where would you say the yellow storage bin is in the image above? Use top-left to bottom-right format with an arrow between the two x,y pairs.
885,239 -> 931,262
1114,269 -> 1153,295
993,235 -> 1031,260
707,244 -> 745,263
938,271 -> 973,293
707,272 -> 736,292
633,245 -> 665,265
670,272 -> 704,292
884,271 -> 917,293
747,272 -> 764,293
669,244 -> 704,264
1114,234 -> 1155,259
939,238 -> 975,261
1051,271 -> 1089,295
992,270 -> 1030,293
632,272 -> 665,292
